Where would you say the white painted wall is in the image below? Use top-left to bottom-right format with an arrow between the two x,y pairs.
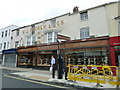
10,2 -> 119,47
0,25 -> 19,51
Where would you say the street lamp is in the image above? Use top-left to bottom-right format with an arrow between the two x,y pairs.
57,34 -> 70,79
57,39 -> 63,79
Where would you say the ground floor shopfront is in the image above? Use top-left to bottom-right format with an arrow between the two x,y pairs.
109,36 -> 120,66
17,36 -> 113,70
2,48 -> 18,67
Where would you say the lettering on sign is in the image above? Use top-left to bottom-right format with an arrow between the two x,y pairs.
74,42 -> 96,46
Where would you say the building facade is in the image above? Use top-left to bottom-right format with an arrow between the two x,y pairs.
0,25 -> 19,65
1,1 -> 120,68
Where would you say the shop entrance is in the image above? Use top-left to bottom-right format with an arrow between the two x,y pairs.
115,50 -> 120,66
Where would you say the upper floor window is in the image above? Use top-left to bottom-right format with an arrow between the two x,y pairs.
4,42 -> 6,49
32,31 -> 35,35
27,37 -> 31,46
16,30 -> 19,36
15,41 -> 19,48
5,30 -> 7,37
2,32 -> 4,38
9,29 -> 11,36
48,32 -> 52,43
80,11 -> 88,20
7,42 -> 9,49
32,37 -> 36,45
80,27 -> 90,39
0,43 -> 2,50
47,32 -> 58,43
50,18 -> 56,28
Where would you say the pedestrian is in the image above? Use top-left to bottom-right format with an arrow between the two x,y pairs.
51,56 -> 56,78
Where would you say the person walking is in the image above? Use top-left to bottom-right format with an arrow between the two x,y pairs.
51,56 -> 56,78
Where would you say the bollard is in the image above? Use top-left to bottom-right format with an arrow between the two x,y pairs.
52,64 -> 56,78
65,66 -> 68,80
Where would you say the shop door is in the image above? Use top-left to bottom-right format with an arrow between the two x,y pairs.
4,54 -> 16,67
115,51 -> 120,66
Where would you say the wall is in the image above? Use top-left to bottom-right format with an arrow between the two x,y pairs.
106,2 -> 118,37
0,25 -> 19,51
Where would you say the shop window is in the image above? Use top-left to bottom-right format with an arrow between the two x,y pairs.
37,54 -> 51,66
80,27 -> 90,39
18,55 -> 33,65
67,49 -> 109,66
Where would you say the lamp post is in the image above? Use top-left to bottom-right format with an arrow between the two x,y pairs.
57,39 -> 63,79
57,34 -> 70,79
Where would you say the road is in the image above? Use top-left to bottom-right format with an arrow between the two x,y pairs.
1,69 -> 69,90
0,69 -> 100,90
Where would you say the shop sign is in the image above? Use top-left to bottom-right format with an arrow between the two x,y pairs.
65,40 -> 108,49
18,47 -> 37,52
110,36 -> 120,46
37,45 -> 58,51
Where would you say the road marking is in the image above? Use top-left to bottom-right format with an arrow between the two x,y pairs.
3,74 -> 68,89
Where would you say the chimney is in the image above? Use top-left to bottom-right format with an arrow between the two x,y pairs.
73,6 -> 79,13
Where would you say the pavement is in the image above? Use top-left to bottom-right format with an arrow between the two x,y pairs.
0,65 -> 119,89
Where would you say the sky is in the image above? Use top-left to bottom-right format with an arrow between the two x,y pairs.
0,0 -> 118,28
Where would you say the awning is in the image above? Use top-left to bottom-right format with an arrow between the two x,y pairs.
2,48 -> 18,54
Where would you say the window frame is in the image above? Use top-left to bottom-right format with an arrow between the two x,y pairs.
16,30 -> 19,36
5,30 -> 7,37
80,27 -> 90,39
80,11 -> 88,21
47,32 -> 58,43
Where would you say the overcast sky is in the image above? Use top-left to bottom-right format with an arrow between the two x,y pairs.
0,0 -> 118,28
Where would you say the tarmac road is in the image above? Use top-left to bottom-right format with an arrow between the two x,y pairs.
0,68 -> 104,90
1,69 -> 69,90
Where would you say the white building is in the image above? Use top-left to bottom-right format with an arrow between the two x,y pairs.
0,25 -> 19,64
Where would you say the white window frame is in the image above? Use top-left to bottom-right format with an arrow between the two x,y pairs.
80,27 -> 90,39
15,41 -> 19,48
47,32 -> 58,43
80,11 -> 88,21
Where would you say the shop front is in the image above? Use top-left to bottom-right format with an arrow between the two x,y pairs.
17,36 -> 110,69
2,48 -> 18,67
17,44 -> 58,70
62,36 -> 110,66
110,36 -> 120,66
17,46 -> 37,68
